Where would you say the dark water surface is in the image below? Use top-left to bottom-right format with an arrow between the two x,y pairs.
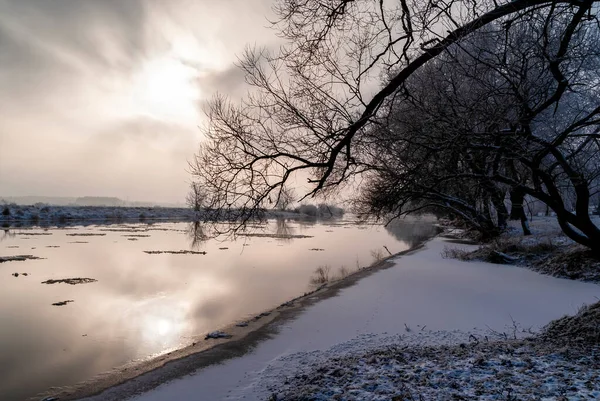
0,218 -> 437,400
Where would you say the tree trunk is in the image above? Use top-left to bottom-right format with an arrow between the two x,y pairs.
520,213 -> 532,236
509,189 -> 531,235
494,197 -> 508,231
509,189 -> 525,220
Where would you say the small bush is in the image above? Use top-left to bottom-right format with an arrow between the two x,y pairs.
337,265 -> 350,279
441,246 -> 470,260
317,203 -> 344,217
297,204 -> 319,216
370,248 -> 386,263
310,265 -> 331,285
1,207 -> 9,216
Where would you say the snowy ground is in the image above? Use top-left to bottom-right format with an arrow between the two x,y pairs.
0,204 -> 199,224
81,237 -> 600,401
0,204 -> 305,226
506,214 -> 600,240
274,339 -> 600,400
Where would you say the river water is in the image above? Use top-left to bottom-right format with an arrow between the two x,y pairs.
0,217 -> 438,400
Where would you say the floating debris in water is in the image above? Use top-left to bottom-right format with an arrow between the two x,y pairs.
122,234 -> 151,238
236,322 -> 249,327
237,233 -> 314,239
127,238 -> 138,241
253,312 -> 271,321
99,228 -> 148,233
205,331 -> 232,340
15,232 -> 52,236
0,255 -> 44,263
144,250 -> 207,255
6,245 -> 19,248
42,278 -> 97,285
52,300 -> 74,306
46,246 -> 60,248
68,241 -> 89,244
219,247 -> 229,250
66,233 -> 106,236
309,248 -> 325,251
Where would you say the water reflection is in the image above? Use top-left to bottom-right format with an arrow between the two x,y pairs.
385,218 -> 441,247
0,228 -> 16,242
0,218 -> 436,400
274,218 -> 295,242
187,221 -> 208,250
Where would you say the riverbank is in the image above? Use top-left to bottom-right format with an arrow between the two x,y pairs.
32,229 -> 429,401
443,215 -> 600,283
66,231 -> 599,401
0,205 -> 311,227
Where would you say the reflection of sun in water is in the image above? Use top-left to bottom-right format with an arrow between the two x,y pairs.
132,57 -> 200,122
136,297 -> 190,352
155,318 -> 173,337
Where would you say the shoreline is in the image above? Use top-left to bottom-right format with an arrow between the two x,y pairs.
0,205 -> 341,228
89,232 -> 600,401
36,238 -> 429,401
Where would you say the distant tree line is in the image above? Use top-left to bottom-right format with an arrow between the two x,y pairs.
188,0 -> 600,252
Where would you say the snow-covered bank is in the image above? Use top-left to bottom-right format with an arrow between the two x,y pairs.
275,338 -> 600,400
80,237 -> 600,401
0,205 -> 198,225
447,215 -> 600,283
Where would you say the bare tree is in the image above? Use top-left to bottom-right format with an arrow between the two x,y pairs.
190,0 -> 600,248
186,182 -> 206,212
358,8 -> 600,243
275,186 -> 296,211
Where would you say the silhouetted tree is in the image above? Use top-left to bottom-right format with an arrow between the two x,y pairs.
186,182 -> 206,212
190,0 -> 600,249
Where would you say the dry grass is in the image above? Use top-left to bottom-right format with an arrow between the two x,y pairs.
310,265 -> 331,285
444,237 -> 556,264
542,301 -> 600,348
337,265 -> 351,280
441,246 -> 471,260
370,248 -> 386,263
443,235 -> 600,282
532,246 -> 600,282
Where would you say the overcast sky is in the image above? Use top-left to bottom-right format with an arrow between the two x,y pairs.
0,0 -> 277,204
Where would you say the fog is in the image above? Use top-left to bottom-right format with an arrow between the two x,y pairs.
0,0 -> 277,204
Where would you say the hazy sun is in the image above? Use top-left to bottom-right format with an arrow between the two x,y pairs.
132,57 -> 200,122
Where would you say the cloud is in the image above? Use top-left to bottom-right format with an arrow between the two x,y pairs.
0,0 -> 278,203
0,116 -> 199,203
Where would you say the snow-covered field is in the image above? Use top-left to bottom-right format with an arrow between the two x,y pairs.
0,204 -> 304,225
506,214 -> 600,239
0,204 -> 199,224
81,237 -> 600,401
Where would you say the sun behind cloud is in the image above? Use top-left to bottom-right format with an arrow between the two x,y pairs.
131,56 -> 201,123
